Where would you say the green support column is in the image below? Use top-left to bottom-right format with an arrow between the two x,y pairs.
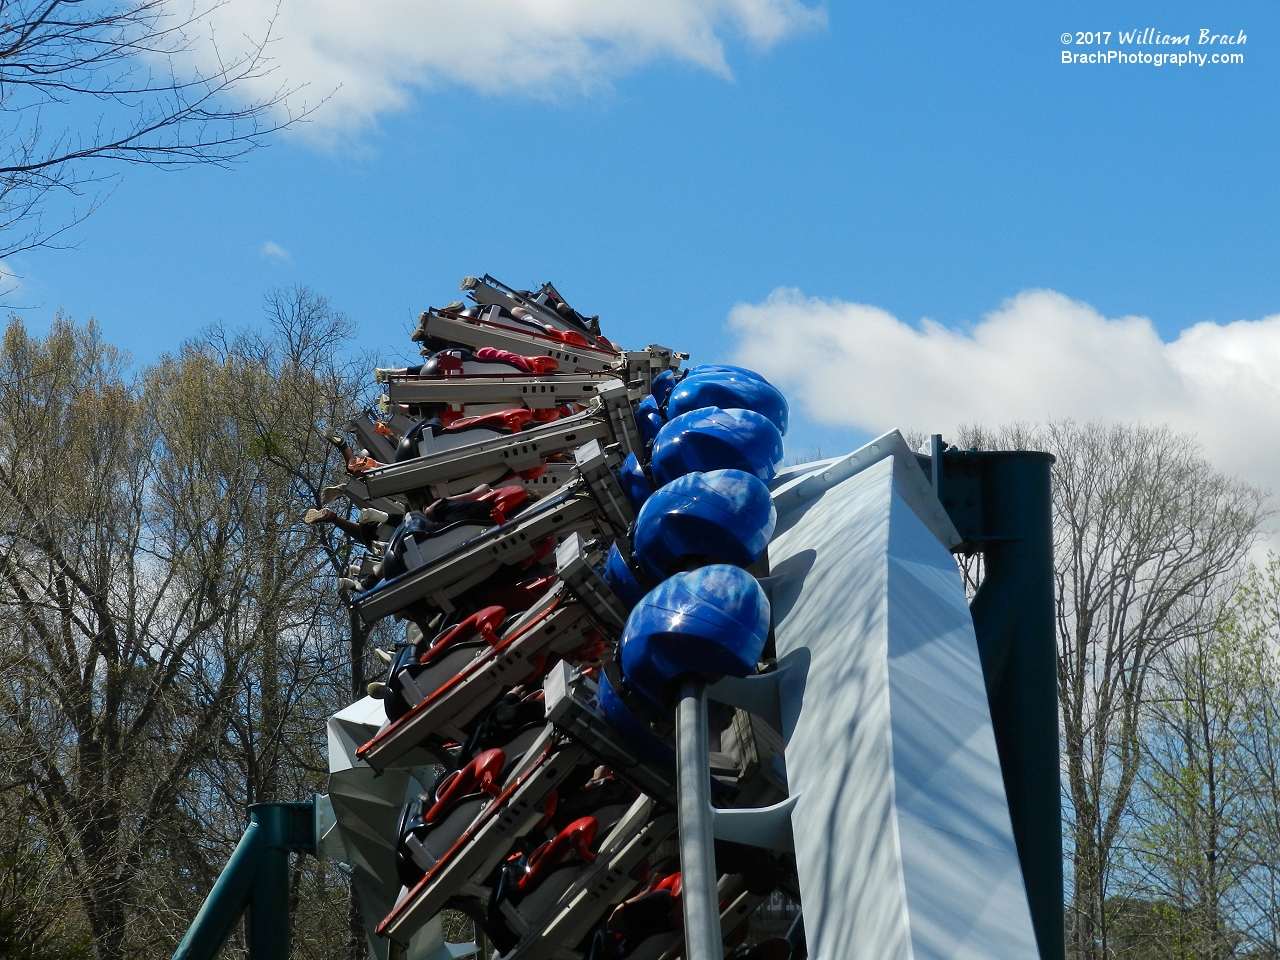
173,800 -> 317,960
173,819 -> 265,960
247,803 -> 314,957
937,445 -> 1063,960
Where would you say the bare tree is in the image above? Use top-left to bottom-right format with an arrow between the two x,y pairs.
185,286 -> 383,958
0,316 -> 247,959
1221,560 -> 1280,959
1048,423 -> 1267,960
0,0 -> 310,260
1124,613 -> 1254,960
0,302 -> 367,959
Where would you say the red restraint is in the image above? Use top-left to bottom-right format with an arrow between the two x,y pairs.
432,352 -> 465,375
484,575 -> 557,612
424,748 -> 505,825
419,606 -> 507,666
518,816 -> 598,891
475,485 -> 528,525
547,328 -> 591,348
535,791 -> 558,830
656,872 -> 681,897
475,346 -> 560,375
566,630 -> 606,664
446,407 -> 534,434
525,356 -> 560,374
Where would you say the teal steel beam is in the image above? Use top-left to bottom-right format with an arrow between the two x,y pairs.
172,817 -> 264,960
936,443 -> 1064,960
173,800 -> 317,960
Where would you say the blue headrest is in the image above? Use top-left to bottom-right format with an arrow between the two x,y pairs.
632,470 -> 776,582
617,453 -> 653,512
683,364 -> 767,382
666,372 -> 789,436
650,369 -> 680,407
619,565 -> 771,714
634,395 -> 665,447
649,407 -> 784,487
602,542 -> 647,611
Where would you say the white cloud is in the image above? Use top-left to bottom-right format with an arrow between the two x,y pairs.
185,0 -> 825,139
259,240 -> 290,260
728,287 -> 1280,500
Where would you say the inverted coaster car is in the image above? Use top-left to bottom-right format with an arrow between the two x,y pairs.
393,409 -> 546,463
379,606 -> 508,723
378,485 -> 530,582
396,748 -> 508,887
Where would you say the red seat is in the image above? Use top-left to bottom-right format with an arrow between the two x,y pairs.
418,606 -> 507,666
423,748 -> 506,826
518,816 -> 599,892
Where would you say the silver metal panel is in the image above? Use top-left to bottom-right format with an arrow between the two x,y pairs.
348,412 -> 610,500
386,373 -> 613,409
519,461 -> 576,496
325,698 -> 462,960
770,429 -> 962,550
770,455 -> 1038,960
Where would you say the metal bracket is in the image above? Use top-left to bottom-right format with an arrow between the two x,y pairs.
518,461 -> 576,497
543,661 -> 676,802
573,439 -> 635,537
618,345 -> 684,395
711,796 -> 797,852
591,379 -> 642,458
554,533 -> 629,631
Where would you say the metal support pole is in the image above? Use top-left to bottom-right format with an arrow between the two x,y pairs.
172,800 -> 317,960
676,677 -> 723,960
172,819 -> 264,960
785,910 -> 807,960
939,448 -> 1063,960
248,804 -> 298,958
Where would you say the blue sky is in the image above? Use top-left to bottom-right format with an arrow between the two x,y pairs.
9,0 -> 1280,478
